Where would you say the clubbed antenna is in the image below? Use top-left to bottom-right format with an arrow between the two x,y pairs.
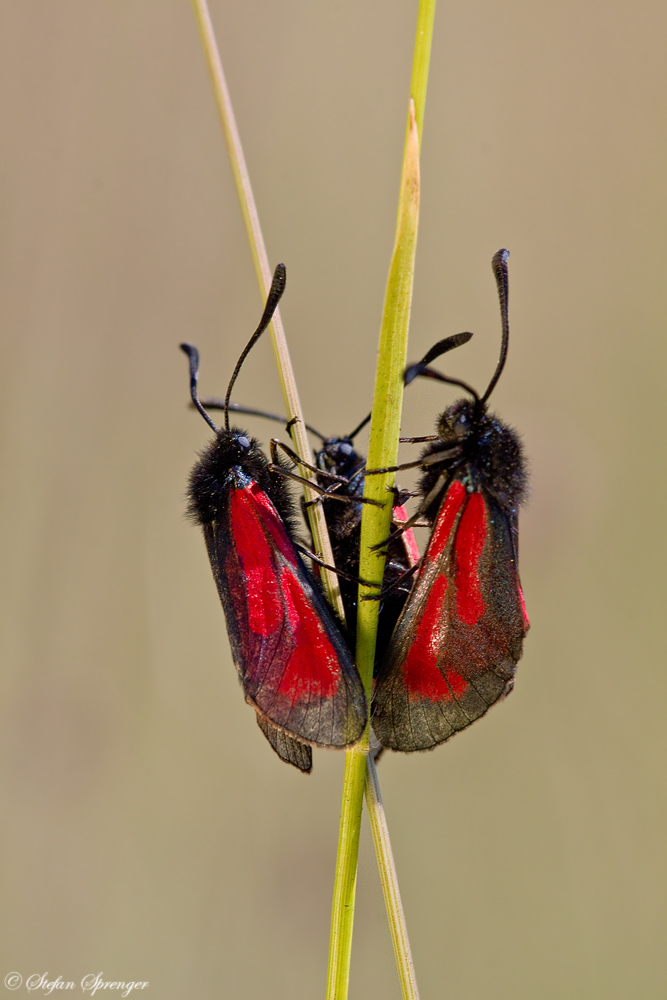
403,331 -> 473,387
196,400 -> 326,441
223,264 -> 287,429
180,343 -> 219,433
481,248 -> 510,404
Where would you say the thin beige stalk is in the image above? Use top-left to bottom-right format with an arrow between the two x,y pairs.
191,0 -> 344,618
365,756 -> 419,999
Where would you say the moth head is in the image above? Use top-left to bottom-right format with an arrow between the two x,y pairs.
319,438 -> 357,475
437,399 -> 478,443
210,427 -> 256,467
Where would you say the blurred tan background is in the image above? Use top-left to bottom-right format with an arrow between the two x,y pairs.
1,2 -> 666,998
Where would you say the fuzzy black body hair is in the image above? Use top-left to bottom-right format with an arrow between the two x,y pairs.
418,400 -> 527,524
313,437 -> 365,647
187,426 -> 299,534
313,437 -> 414,664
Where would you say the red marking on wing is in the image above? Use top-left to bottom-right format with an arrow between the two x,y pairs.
401,571 -> 470,703
393,504 -> 420,566
401,480 -> 472,699
444,667 -> 467,697
230,487 -> 284,637
230,483 -> 341,702
417,479 -> 466,580
277,568 -> 340,700
453,492 -> 487,625
244,482 -> 295,561
402,576 -> 450,698
518,584 -> 530,628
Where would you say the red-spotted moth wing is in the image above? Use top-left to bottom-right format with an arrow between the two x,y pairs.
372,478 -> 529,752
205,478 -> 366,748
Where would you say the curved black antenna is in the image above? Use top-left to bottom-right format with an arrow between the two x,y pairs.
180,343 -> 219,433
337,336 -> 473,444
404,362 -> 480,404
194,398 -> 327,440
481,248 -> 510,404
416,331 -> 473,368
403,331 -> 473,387
223,263 -> 287,430
345,411 -> 372,441
232,403 -> 325,441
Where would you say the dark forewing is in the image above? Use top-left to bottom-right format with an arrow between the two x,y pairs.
205,481 -> 366,747
255,714 -> 313,773
373,479 -> 528,751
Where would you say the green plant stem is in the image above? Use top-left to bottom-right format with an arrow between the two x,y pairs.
326,102 -> 421,1000
326,746 -> 367,1000
327,1 -> 436,996
404,0 -> 437,150
355,103 -> 420,690
190,0 -> 345,620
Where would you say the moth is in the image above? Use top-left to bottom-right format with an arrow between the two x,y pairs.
371,250 -> 529,752
181,265 -> 366,772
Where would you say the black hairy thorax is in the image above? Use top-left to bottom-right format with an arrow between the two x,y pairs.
187,427 -> 298,532
418,399 -> 527,522
312,437 -> 414,663
311,438 -> 366,647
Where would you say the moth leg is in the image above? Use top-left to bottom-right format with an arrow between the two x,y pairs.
268,464 -> 383,507
270,438 -> 348,483
293,543 -> 381,589
370,472 -> 449,553
362,457 -> 427,475
364,444 -> 461,476
304,493 -> 384,509
391,486 -> 420,505
268,464 -> 343,496
420,446 -> 462,466
360,561 -> 421,601
305,476 -> 383,509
